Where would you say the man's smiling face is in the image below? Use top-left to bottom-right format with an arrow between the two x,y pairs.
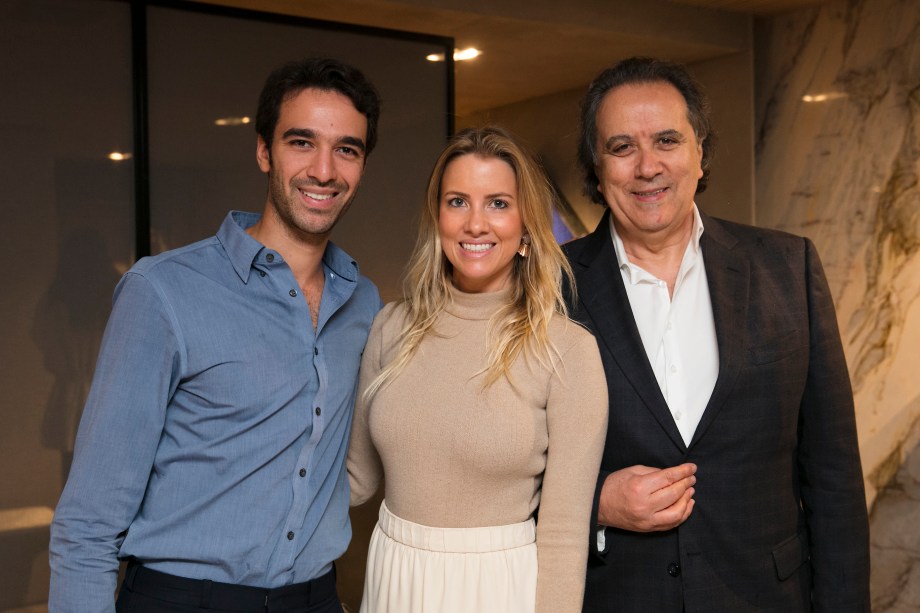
594,80 -> 703,243
257,87 -> 368,241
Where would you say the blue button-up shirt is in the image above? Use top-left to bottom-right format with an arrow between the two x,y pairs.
50,211 -> 381,612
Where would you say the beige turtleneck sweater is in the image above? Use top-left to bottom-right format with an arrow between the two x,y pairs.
348,286 -> 608,612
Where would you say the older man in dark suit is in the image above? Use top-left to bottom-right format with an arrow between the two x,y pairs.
563,57 -> 870,612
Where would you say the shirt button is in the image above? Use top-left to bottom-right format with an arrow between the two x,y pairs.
670,364 -> 678,374
314,347 -> 319,356
315,407 -> 321,416
266,253 -> 274,263
259,271 -> 266,277
287,531 -> 295,540
667,562 -> 680,577
674,411 -> 682,420
289,289 -> 297,297
299,468 -> 306,477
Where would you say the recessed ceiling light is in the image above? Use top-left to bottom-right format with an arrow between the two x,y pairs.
215,116 -> 251,126
108,151 -> 132,161
454,48 -> 480,61
426,48 -> 481,62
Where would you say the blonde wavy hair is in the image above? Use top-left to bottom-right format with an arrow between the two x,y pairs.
365,126 -> 575,397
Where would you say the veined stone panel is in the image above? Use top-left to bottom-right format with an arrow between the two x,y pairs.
754,0 -> 920,505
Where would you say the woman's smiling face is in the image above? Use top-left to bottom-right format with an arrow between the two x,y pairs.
438,154 -> 524,293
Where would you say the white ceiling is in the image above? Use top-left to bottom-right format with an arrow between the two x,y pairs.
200,0 -> 831,116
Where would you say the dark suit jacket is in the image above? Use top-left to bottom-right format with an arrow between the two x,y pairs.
564,211 -> 870,613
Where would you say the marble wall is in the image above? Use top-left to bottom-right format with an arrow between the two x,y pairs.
754,0 -> 920,507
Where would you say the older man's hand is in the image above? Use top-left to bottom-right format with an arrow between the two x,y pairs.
598,463 -> 697,532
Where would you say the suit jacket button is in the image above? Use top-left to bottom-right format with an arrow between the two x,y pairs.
667,562 -> 681,577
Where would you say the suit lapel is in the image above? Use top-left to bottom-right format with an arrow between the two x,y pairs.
574,212 -> 687,452
689,214 -> 750,448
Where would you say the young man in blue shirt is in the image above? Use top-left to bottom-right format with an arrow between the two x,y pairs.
50,57 -> 383,613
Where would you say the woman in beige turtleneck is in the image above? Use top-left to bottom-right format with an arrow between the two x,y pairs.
347,127 -> 607,613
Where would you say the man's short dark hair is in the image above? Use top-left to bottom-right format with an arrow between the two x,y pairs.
256,57 -> 381,157
578,56 -> 715,203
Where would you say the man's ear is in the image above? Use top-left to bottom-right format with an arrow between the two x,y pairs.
696,138 -> 704,179
256,136 -> 271,173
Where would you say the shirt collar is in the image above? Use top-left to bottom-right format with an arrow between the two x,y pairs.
218,211 -> 264,283
321,241 -> 359,284
608,203 -> 706,275
216,210 -> 360,284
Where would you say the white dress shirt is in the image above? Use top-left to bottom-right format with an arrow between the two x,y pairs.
597,206 -> 720,552
609,205 -> 719,446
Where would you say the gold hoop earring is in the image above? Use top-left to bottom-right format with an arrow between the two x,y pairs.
518,234 -> 531,257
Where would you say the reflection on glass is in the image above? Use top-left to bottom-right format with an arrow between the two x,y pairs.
0,0 -> 133,607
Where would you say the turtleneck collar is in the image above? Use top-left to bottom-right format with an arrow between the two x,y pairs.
444,283 -> 514,321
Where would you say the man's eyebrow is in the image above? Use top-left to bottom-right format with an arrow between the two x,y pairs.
281,128 -> 316,140
279,129 -> 366,154
603,129 -> 688,149
603,134 -> 633,149
654,129 -> 686,140
338,135 -> 367,154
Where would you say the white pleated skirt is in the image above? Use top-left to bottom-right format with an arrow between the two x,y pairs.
360,500 -> 537,613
